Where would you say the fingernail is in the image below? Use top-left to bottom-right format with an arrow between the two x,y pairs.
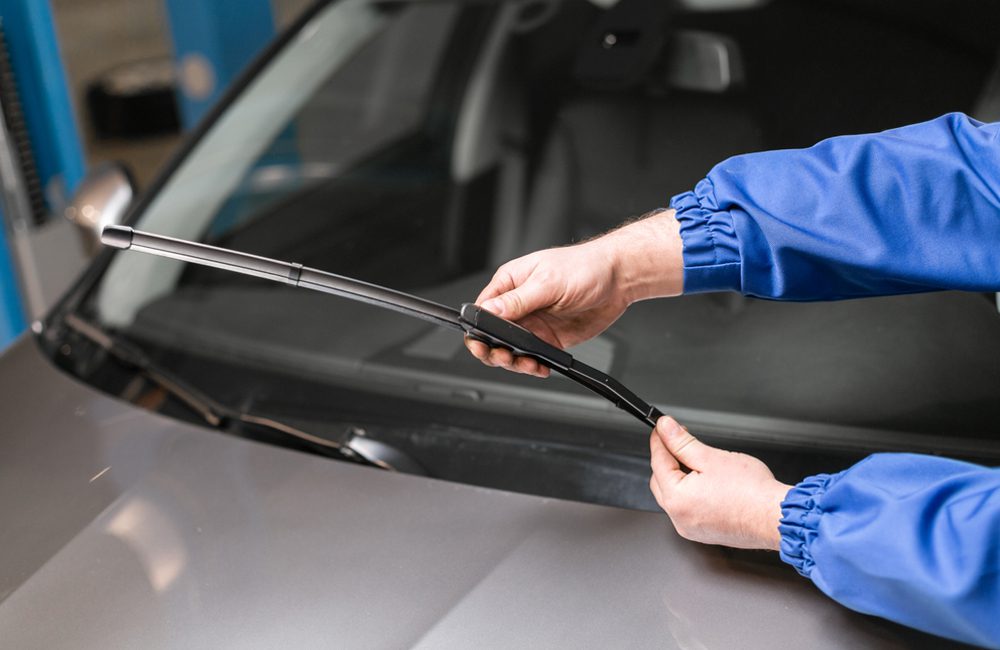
658,417 -> 681,438
482,299 -> 503,316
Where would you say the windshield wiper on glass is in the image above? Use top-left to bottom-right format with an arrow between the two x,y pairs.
102,225 -> 664,428
61,312 -> 425,474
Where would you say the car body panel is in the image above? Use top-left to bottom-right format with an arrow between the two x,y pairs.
0,338 -> 959,648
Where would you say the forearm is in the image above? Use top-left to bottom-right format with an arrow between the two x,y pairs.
780,454 -> 1000,648
598,209 -> 684,304
670,113 -> 1000,300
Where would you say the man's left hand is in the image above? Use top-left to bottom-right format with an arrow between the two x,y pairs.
649,416 -> 791,550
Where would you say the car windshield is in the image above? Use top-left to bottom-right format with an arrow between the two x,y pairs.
81,0 -> 1000,455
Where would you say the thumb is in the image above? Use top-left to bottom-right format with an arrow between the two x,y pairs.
655,417 -> 721,472
481,281 -> 553,321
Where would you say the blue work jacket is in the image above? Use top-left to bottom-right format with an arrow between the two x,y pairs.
670,112 -> 1000,648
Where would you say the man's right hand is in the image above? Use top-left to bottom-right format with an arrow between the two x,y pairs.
465,209 -> 684,377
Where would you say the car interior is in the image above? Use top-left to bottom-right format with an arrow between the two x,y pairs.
76,0 -> 1000,509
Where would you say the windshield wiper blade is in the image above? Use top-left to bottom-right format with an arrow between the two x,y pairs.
102,226 -> 664,428
62,312 -> 424,472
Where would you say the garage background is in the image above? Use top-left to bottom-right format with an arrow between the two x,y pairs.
0,0 -> 319,349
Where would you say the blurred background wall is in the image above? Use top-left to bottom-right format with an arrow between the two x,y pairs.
51,0 -> 315,187
0,0 -> 320,347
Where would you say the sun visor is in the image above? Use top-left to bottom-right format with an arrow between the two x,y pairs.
573,0 -> 668,91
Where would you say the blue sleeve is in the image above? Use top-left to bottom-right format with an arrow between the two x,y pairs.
669,113 -> 1000,300
779,453 -> 1000,648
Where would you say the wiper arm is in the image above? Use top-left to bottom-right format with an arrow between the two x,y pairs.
65,313 -> 225,426
62,312 -> 424,473
102,226 -> 664,428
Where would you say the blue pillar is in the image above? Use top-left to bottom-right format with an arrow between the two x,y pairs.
163,0 -> 275,129
0,0 -> 86,348
0,0 -> 85,201
0,227 -> 25,345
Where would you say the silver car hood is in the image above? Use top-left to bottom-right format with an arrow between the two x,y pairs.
0,338 -> 954,649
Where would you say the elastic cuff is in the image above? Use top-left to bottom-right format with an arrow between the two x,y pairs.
669,178 -> 742,294
778,473 -> 838,577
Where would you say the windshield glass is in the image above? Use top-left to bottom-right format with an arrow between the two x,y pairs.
83,0 -> 1000,444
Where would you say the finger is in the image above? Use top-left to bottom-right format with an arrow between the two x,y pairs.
649,429 -> 678,471
655,416 -> 721,473
488,347 -> 515,368
465,337 -> 490,361
476,264 -> 521,305
481,281 -> 553,322
513,356 -> 542,375
650,430 -> 686,492
511,356 -> 551,378
465,338 -> 502,368
466,335 -> 551,377
649,474 -> 665,510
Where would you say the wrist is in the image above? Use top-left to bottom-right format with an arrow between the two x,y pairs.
758,481 -> 793,551
601,209 -> 684,304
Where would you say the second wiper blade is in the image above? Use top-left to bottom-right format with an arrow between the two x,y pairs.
63,312 -> 425,473
102,225 -> 663,428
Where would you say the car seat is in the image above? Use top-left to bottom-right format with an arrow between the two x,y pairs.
516,0 -> 763,255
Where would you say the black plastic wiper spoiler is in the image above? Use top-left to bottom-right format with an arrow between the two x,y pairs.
102,226 -> 663,428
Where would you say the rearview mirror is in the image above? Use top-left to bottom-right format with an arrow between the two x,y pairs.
64,162 -> 136,254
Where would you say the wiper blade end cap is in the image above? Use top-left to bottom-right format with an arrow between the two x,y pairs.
101,225 -> 134,249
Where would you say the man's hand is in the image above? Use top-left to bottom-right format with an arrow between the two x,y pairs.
649,416 -> 791,550
466,209 -> 683,377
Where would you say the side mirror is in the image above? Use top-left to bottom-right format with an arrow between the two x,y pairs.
64,162 -> 136,254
